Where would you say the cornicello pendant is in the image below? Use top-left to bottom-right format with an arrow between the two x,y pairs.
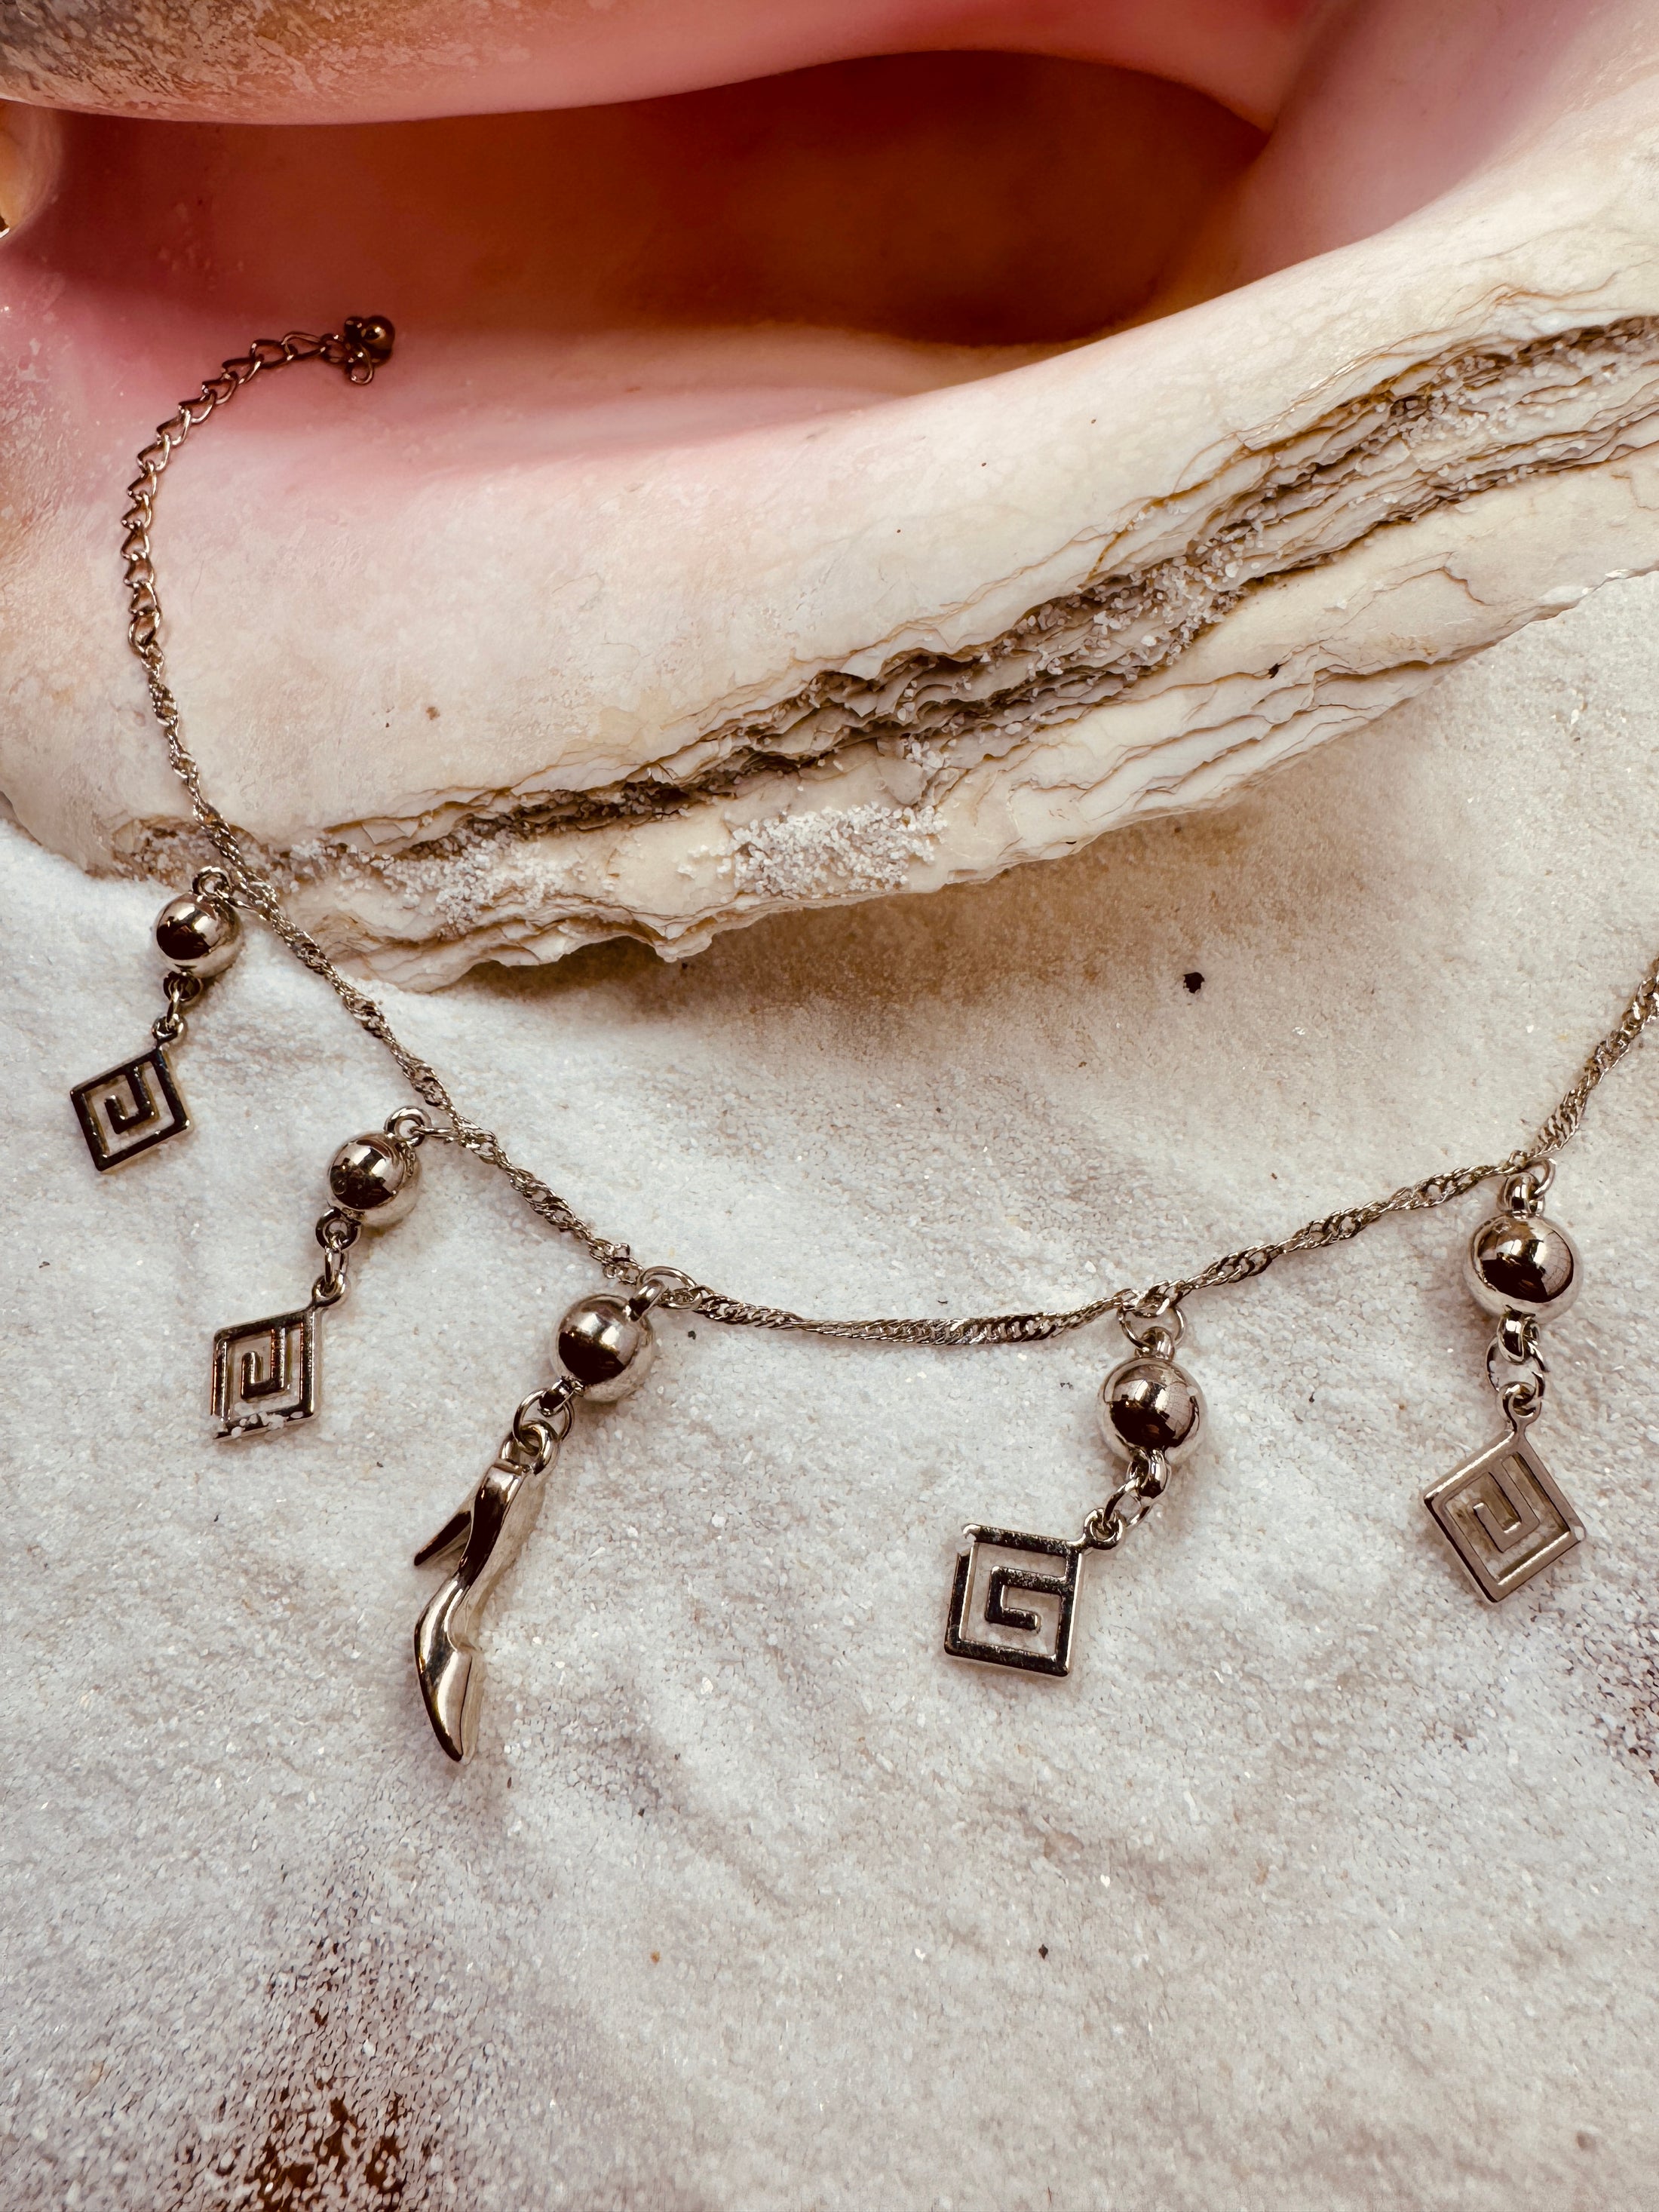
412,1286 -> 662,1762
1424,1159 -> 1585,1600
945,1305 -> 1205,1677
211,1110 -> 428,1438
70,873 -> 241,1171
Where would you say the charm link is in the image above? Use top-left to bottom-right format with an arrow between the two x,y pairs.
412,1278 -> 667,1761
310,1210 -> 360,1309
1424,1159 -> 1585,1600
210,1108 -> 427,1439
151,968 -> 202,1046
946,1301 -> 1207,1674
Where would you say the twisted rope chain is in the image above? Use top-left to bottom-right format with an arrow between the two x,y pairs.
121,323 -> 1659,1346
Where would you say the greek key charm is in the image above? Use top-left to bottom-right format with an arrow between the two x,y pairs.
71,874 -> 241,1171
210,1111 -> 428,1440
1424,1158 -> 1585,1600
1424,1428 -> 1583,1602
72,1045 -> 190,1172
413,1285 -> 663,1762
945,1304 -> 1205,1679
212,1304 -> 321,1438
946,1527 -> 1086,1675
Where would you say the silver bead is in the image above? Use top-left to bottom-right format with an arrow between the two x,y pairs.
327,1131 -> 422,1227
556,1293 -> 656,1401
154,891 -> 241,978
1465,1212 -> 1581,1321
1099,1355 -> 1205,1465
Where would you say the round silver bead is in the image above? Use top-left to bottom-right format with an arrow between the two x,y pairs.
327,1131 -> 422,1227
1099,1355 -> 1205,1465
556,1293 -> 656,1402
154,891 -> 242,978
1465,1212 -> 1581,1321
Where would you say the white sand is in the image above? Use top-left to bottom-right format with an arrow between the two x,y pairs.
4,575 -> 1658,2208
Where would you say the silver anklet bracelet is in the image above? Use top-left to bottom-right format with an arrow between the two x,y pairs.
69,318 -> 1659,1759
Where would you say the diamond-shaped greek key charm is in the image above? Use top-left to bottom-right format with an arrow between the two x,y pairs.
1423,1428 -> 1584,1602
71,1048 -> 189,1171
944,1525 -> 1084,1676
211,1306 -> 320,1440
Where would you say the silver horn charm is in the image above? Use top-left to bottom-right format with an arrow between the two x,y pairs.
412,1285 -> 661,1763
412,1384 -> 575,1765
1424,1158 -> 1585,1600
71,871 -> 243,1172
946,1302 -> 1204,1678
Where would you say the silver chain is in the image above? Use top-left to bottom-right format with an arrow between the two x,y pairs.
309,1209 -> 360,1310
151,968 -> 200,1047
121,322 -> 1659,1346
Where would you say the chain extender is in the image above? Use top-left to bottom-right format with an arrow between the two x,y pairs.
120,319 -> 1659,1346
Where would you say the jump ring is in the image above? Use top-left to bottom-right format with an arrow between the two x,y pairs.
1488,1336 -> 1546,1401
1121,1301 -> 1183,1353
506,1416 -> 555,1469
1496,1312 -> 1541,1367
1503,1158 -> 1555,1215
536,1376 -> 580,1437
1500,1377 -> 1545,1428
384,1106 -> 434,1146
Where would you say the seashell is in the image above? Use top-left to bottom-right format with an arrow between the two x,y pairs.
2,4 -> 1657,986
